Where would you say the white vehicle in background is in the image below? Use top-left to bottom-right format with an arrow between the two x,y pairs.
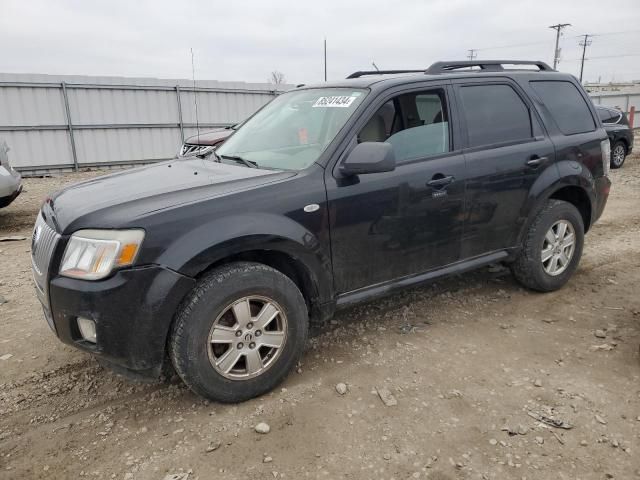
0,141 -> 22,208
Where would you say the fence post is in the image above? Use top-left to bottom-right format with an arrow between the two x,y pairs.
629,106 -> 635,130
175,85 -> 184,143
61,82 -> 79,171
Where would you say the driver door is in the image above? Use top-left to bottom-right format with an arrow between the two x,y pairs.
325,84 -> 467,294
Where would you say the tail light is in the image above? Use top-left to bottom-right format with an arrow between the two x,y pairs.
600,139 -> 610,177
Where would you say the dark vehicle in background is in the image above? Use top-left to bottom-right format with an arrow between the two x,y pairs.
32,60 -> 611,403
0,141 -> 22,208
596,105 -> 634,169
178,125 -> 236,157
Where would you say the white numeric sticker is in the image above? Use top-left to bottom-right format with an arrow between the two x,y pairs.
313,96 -> 356,108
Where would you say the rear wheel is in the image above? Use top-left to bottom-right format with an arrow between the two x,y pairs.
169,262 -> 308,402
610,140 -> 626,169
511,200 -> 584,292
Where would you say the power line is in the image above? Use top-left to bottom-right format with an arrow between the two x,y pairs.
476,40 -> 550,52
549,23 -> 571,69
569,29 -> 640,38
562,53 -> 640,61
467,49 -> 477,61
472,28 -> 639,55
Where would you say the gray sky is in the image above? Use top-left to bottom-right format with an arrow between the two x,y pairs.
2,0 -> 639,84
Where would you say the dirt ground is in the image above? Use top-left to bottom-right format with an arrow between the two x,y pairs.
1,152 -> 639,480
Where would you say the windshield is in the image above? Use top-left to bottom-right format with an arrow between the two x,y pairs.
216,88 -> 368,170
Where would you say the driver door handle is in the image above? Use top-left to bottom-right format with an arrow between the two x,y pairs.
526,156 -> 548,167
427,175 -> 455,188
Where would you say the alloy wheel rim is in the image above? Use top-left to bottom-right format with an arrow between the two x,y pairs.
207,295 -> 287,380
541,220 -> 575,276
612,145 -> 625,166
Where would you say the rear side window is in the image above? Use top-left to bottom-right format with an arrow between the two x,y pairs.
458,84 -> 533,148
530,81 -> 596,135
597,107 -> 622,125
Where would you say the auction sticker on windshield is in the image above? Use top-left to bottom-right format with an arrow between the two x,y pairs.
313,96 -> 357,108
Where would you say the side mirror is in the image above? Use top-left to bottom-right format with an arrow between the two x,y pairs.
340,142 -> 396,176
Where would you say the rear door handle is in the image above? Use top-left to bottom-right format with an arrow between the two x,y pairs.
427,175 -> 455,188
526,156 -> 548,167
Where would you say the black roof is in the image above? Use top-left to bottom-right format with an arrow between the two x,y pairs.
300,60 -> 573,91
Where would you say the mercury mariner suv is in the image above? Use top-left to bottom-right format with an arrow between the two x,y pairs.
31,60 -> 611,402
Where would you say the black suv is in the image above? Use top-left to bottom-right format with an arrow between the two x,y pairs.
595,105 -> 634,169
32,60 -> 611,402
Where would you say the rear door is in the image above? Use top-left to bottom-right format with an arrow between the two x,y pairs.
452,79 -> 556,258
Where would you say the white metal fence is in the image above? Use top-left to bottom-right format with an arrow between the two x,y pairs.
587,91 -> 638,121
0,73 -> 289,175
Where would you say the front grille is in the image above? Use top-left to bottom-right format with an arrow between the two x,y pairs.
31,212 -> 60,313
179,143 -> 213,157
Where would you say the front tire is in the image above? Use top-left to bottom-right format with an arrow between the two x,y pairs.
610,140 -> 626,169
169,262 -> 308,403
511,200 -> 584,292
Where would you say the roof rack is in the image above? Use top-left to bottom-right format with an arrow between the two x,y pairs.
345,61 -> 555,80
346,69 -> 425,79
425,60 -> 554,74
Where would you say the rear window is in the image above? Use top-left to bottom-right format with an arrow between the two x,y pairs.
530,81 -> 596,135
458,84 -> 533,148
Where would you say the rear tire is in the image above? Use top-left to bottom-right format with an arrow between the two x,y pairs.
610,140 -> 626,169
169,261 -> 308,403
511,200 -> 584,292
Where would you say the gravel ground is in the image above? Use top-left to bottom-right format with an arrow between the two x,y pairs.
1,153 -> 639,480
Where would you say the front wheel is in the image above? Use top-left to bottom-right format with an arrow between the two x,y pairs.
169,262 -> 308,402
511,200 -> 584,292
610,140 -> 626,169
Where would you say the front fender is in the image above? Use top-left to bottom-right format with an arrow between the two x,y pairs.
156,212 -> 334,304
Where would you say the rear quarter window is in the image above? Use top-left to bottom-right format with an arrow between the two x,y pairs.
597,107 -> 623,125
530,80 -> 596,135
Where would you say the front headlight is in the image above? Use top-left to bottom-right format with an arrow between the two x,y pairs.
60,229 -> 145,280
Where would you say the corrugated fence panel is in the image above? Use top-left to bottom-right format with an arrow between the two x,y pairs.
2,130 -> 73,168
179,90 -> 273,125
0,86 -> 66,126
589,93 -> 640,115
68,87 -> 179,125
74,127 -> 182,165
0,73 -> 286,174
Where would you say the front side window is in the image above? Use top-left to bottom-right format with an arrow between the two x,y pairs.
530,81 -> 596,135
216,88 -> 367,170
357,89 -> 450,163
458,84 -> 533,148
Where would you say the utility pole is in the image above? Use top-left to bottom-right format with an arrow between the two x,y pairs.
549,23 -> 571,69
579,34 -> 592,83
467,49 -> 477,61
323,38 -> 327,81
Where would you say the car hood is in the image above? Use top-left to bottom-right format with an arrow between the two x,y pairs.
47,159 -> 295,233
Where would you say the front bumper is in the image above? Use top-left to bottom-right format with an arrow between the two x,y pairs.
47,265 -> 195,377
0,183 -> 22,208
593,175 -> 611,224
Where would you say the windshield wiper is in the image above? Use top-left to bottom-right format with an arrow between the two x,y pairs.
219,154 -> 258,168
